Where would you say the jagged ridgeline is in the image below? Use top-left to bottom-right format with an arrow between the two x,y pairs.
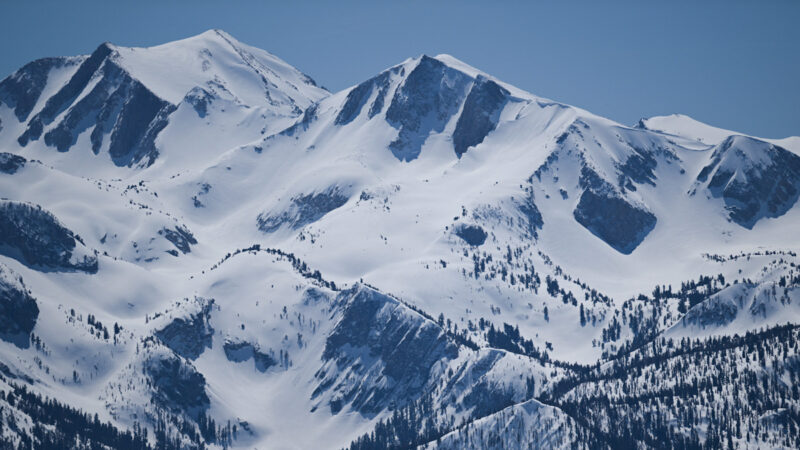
0,30 -> 798,449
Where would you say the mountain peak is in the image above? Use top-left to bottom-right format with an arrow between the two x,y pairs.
2,30 -> 328,169
638,113 -> 735,145
128,28 -> 241,52
105,30 -> 326,106
639,114 -> 800,155
327,51 -> 524,162
428,53 -> 485,78
695,134 -> 800,228
405,54 -> 516,93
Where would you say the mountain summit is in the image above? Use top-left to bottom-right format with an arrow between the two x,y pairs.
0,30 -> 326,170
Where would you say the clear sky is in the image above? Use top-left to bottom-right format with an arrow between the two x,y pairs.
1,0 -> 798,138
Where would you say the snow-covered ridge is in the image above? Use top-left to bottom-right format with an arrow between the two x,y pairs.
638,113 -> 800,154
109,29 -> 327,109
0,29 -> 328,172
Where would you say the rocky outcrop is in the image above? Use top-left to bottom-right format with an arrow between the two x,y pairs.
573,189 -> 656,255
158,226 -> 198,255
315,285 -> 459,415
143,349 -> 210,419
0,153 -> 26,174
154,298 -> 214,360
696,135 -> 800,229
17,43 -> 114,146
223,340 -> 276,372
385,56 -> 472,161
0,200 -> 97,273
0,57 -> 78,122
15,43 -> 173,167
454,223 -> 488,246
257,187 -> 349,233
453,76 -> 509,158
335,71 -> 393,126
519,190 -> 544,239
573,166 -> 656,254
0,263 -> 39,348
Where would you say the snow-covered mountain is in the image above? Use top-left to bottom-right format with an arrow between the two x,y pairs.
0,31 -> 799,449
0,29 -> 326,176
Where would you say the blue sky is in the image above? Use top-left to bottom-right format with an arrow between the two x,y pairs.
1,0 -> 797,138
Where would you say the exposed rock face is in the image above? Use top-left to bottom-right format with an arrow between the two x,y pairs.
572,166 -> 656,254
184,87 -> 214,118
257,187 -> 349,233
128,102 -> 176,167
385,56 -> 472,161
442,350 -> 517,417
223,340 -> 276,372
159,226 -> 198,255
0,263 -> 39,348
336,58 -> 512,160
537,119 -> 663,253
14,43 -> 173,167
105,82 -> 172,167
454,223 -> 488,246
696,135 -> 800,229
573,189 -> 656,255
616,147 -> 658,191
335,71 -> 393,126
143,350 -> 210,419
453,76 -> 509,158
154,298 -> 214,360
0,200 -> 98,273
519,191 -> 544,239
279,103 -> 319,137
316,285 -> 459,415
18,43 -> 114,146
0,57 -> 77,122
0,153 -> 26,174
